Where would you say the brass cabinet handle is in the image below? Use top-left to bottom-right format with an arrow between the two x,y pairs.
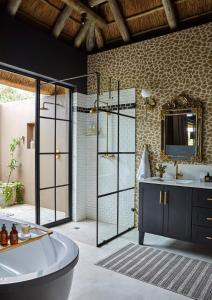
206,217 -> 212,221
164,191 -> 168,205
207,198 -> 212,201
160,191 -> 163,204
206,236 -> 212,240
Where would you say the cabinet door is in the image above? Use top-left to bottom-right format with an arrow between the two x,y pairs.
163,186 -> 192,241
140,183 -> 164,235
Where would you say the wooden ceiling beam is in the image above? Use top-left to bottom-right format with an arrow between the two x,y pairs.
107,0 -> 185,25
86,22 -> 96,51
7,0 -> 22,16
108,0 -> 130,42
162,0 -> 177,29
52,5 -> 73,38
74,19 -> 91,48
95,27 -> 104,49
39,0 -> 80,24
61,0 -> 107,29
89,0 -> 107,7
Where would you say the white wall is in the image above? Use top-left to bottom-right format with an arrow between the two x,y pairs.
0,99 -> 35,205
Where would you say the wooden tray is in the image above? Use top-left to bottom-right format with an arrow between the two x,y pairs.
0,227 -> 53,254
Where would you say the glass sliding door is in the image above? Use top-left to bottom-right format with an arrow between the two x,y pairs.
36,80 -> 72,226
97,82 -> 135,246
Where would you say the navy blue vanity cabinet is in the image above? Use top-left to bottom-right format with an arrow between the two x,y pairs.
192,189 -> 212,247
163,186 -> 192,241
139,183 -> 164,243
139,183 -> 192,244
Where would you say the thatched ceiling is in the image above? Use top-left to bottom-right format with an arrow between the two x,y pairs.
1,0 -> 212,52
0,69 -> 66,94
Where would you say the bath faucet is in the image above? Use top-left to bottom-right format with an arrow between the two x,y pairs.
174,161 -> 183,179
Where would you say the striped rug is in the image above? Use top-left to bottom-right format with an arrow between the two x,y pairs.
96,243 -> 212,300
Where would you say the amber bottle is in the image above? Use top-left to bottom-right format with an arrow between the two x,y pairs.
1,224 -> 8,246
10,224 -> 18,245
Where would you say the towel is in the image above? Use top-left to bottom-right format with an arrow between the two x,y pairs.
137,148 -> 151,181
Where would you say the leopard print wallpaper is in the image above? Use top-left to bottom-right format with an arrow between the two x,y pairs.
87,23 -> 212,221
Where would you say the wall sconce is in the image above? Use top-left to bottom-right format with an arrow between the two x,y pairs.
141,88 -> 156,120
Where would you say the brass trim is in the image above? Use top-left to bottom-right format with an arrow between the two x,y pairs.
55,149 -> 61,159
164,191 -> 168,205
206,236 -> 212,240
206,217 -> 212,221
207,198 -> 212,201
160,191 -> 163,204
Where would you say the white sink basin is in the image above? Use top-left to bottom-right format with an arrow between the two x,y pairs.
175,179 -> 193,184
151,178 -> 193,184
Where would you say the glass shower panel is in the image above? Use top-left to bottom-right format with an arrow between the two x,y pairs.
56,186 -> 69,221
40,119 -> 55,153
38,80 -> 71,226
56,89 -> 70,120
56,154 -> 69,186
98,194 -> 117,245
119,154 -> 135,190
98,154 -> 117,195
56,120 -> 69,152
40,94 -> 55,119
119,116 -> 135,153
119,89 -> 135,117
40,189 -> 55,225
40,155 -> 54,189
98,111 -> 118,153
118,190 -> 135,233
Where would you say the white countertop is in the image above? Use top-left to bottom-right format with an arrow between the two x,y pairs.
140,177 -> 212,189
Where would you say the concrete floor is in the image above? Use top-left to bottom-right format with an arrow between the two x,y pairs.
54,221 -> 212,300
0,204 -> 65,224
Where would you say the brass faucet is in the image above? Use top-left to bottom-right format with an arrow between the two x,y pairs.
174,161 -> 183,179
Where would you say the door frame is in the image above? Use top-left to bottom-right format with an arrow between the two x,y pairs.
0,63 -> 75,227
96,80 -> 136,247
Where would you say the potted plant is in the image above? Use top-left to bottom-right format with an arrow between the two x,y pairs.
0,137 -> 24,207
156,164 -> 167,178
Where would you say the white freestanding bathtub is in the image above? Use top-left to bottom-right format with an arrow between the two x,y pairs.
0,216 -> 79,300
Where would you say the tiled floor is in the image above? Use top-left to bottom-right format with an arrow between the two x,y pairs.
54,220 -> 212,300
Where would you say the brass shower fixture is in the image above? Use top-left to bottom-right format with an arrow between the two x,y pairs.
90,99 -> 115,160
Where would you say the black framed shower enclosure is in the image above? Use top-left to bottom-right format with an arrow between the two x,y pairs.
96,80 -> 135,247
35,79 -> 73,227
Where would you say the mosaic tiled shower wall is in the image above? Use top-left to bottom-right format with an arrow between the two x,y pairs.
87,23 -> 212,220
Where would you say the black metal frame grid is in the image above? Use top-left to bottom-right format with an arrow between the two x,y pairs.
0,64 -> 74,227
96,80 -> 136,247
36,80 -> 73,227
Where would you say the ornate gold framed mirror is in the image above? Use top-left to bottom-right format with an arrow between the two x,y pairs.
161,94 -> 203,162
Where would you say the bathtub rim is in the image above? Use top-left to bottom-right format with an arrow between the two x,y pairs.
0,215 -> 79,286
0,252 -> 78,292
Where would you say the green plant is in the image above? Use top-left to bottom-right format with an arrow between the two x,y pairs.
15,181 -> 24,204
7,137 -> 23,184
2,184 -> 14,204
156,164 -> 167,178
1,137 -> 24,205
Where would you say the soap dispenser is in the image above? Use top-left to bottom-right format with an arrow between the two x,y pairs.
0,224 -> 8,246
10,224 -> 18,245
205,172 -> 210,183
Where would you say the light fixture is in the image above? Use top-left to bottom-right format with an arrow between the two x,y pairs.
141,88 -> 156,120
81,13 -> 87,25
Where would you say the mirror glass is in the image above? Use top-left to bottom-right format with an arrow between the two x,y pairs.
164,113 -> 196,160
161,95 -> 202,162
